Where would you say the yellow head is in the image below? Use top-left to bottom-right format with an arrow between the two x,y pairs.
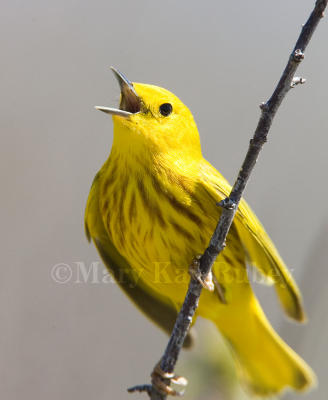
96,68 -> 202,161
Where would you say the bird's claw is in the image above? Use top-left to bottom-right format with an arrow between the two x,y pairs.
189,255 -> 214,291
151,361 -> 188,396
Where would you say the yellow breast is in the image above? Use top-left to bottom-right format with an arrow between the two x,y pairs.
98,153 -> 223,303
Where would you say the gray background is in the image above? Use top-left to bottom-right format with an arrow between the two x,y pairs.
1,1 -> 327,399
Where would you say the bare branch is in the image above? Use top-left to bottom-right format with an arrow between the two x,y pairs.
128,1 -> 328,398
128,385 -> 153,396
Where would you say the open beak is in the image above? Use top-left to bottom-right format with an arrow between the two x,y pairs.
95,67 -> 141,117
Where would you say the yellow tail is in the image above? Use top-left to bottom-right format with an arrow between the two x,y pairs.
213,296 -> 316,396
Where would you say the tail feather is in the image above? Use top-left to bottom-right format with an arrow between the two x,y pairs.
214,297 -> 316,396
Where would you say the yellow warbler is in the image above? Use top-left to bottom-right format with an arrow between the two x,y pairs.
85,67 -> 316,396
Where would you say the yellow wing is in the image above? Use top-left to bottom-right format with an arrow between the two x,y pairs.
201,161 -> 305,322
84,172 -> 194,347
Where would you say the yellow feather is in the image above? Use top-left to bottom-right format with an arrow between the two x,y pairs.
85,80 -> 316,395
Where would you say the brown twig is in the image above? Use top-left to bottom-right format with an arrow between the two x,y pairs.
128,1 -> 328,398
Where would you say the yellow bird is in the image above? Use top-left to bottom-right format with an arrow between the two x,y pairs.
85,68 -> 316,396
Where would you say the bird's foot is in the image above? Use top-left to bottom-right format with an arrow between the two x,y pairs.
151,361 -> 188,396
188,255 -> 214,291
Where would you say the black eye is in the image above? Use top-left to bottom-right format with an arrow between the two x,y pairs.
159,103 -> 173,116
